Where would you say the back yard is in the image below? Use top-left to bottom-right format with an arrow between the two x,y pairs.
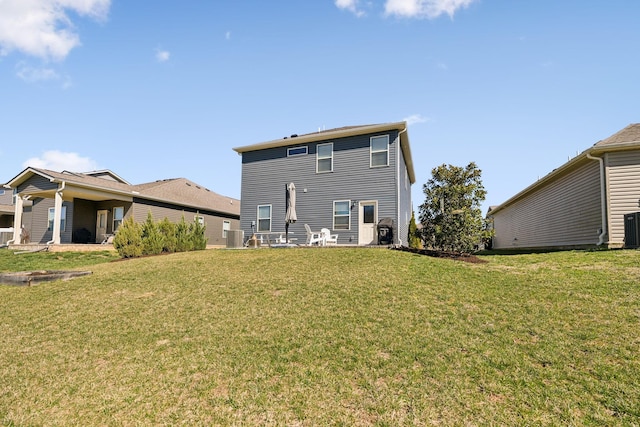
0,247 -> 638,425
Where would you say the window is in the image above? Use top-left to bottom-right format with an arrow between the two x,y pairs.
47,206 -> 67,232
113,206 -> 124,231
195,215 -> 204,225
317,143 -> 333,173
287,146 -> 308,157
333,200 -> 351,230
257,205 -> 272,232
371,135 -> 389,167
222,220 -> 231,238
363,204 -> 375,224
0,190 -> 4,195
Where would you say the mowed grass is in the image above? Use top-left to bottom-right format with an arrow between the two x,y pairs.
0,247 -> 638,425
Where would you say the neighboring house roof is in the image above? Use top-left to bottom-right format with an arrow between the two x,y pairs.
6,168 -> 240,217
132,178 -> 239,215
232,122 -> 416,184
489,123 -> 640,216
63,169 -> 131,184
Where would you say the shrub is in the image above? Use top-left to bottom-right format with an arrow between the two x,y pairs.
141,212 -> 165,255
408,211 -> 422,249
175,217 -> 193,252
158,218 -> 177,253
190,216 -> 207,250
113,217 -> 143,258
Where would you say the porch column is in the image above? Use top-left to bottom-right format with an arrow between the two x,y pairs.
51,189 -> 63,244
12,195 -> 23,242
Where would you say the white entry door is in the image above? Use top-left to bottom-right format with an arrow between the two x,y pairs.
358,201 -> 377,245
96,210 -> 108,243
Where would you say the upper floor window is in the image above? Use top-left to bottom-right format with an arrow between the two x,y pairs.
195,215 -> 204,225
370,135 -> 389,167
333,200 -> 351,230
0,190 -> 4,196
222,220 -> 231,238
288,146 -> 308,157
113,206 -> 124,231
257,205 -> 272,232
47,206 -> 67,232
317,143 -> 333,173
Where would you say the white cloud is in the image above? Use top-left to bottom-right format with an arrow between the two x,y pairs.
23,150 -> 99,172
0,0 -> 111,61
155,48 -> 170,62
15,61 -> 72,88
225,31 -> 231,40
15,62 -> 59,82
335,0 -> 366,17
384,0 -> 477,19
404,114 -> 430,125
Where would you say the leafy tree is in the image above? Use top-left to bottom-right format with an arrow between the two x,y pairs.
408,211 -> 422,249
418,162 -> 491,252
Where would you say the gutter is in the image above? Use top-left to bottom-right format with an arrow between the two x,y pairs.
586,153 -> 607,246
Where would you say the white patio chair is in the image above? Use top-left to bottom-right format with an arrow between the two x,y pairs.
321,228 -> 338,245
304,224 -> 324,246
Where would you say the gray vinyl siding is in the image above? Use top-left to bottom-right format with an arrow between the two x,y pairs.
29,198 -> 73,244
492,161 -> 602,249
0,188 -> 13,205
17,174 -> 58,194
131,198 -> 239,246
239,131 -> 402,244
605,150 -> 640,245
397,140 -> 412,246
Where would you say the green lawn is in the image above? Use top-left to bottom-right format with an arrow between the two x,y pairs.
0,247 -> 638,425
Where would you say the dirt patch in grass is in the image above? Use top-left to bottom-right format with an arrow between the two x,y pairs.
393,246 -> 487,263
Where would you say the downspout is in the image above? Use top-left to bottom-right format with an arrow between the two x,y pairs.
587,153 -> 607,246
46,181 -> 65,245
396,128 -> 407,246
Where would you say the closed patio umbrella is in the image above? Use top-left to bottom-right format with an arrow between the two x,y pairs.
285,182 -> 297,243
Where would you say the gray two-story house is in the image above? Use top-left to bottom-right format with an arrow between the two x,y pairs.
233,122 -> 416,245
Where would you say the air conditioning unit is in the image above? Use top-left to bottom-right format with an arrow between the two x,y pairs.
226,230 -> 244,249
623,212 -> 640,249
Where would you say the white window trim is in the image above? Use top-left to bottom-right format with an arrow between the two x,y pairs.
317,142 -> 333,173
257,204 -> 272,232
48,205 -> 67,232
287,146 -> 308,157
370,135 -> 389,168
113,206 -> 124,232
333,200 -> 351,230
222,220 -> 231,238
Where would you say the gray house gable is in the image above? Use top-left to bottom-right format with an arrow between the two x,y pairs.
234,122 -> 416,246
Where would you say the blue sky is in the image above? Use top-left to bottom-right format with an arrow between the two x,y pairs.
1,0 -> 639,214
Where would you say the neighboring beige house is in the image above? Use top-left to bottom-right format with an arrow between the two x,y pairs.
488,123 -> 640,250
0,186 -> 16,245
4,168 -> 240,247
